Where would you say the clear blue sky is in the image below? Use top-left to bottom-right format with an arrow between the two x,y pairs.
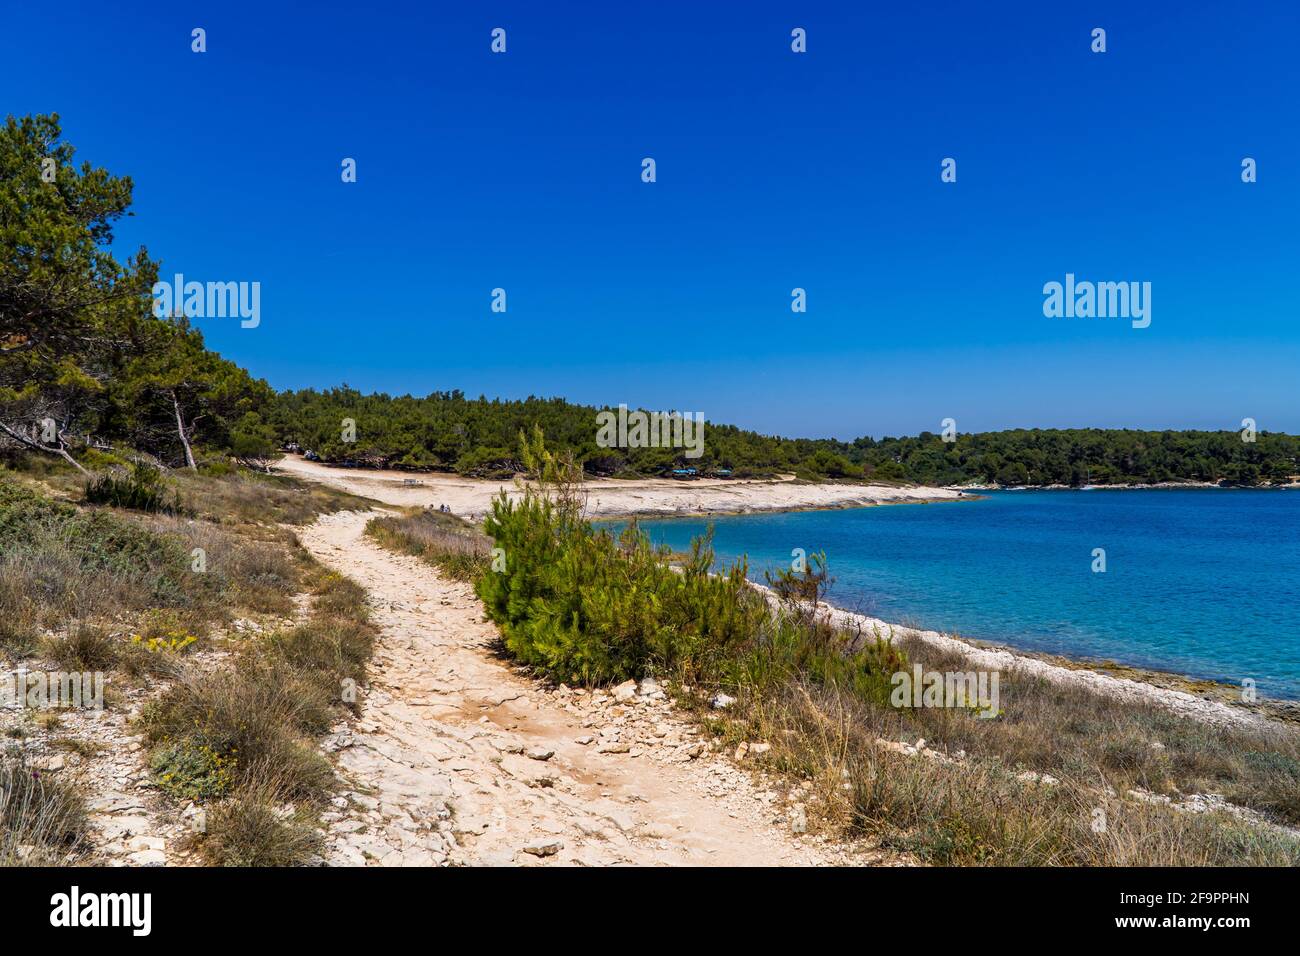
5,1 -> 1297,439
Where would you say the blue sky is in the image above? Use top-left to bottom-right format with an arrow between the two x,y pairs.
4,1 -> 1297,439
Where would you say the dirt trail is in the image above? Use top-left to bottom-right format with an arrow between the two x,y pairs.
299,510 -> 854,866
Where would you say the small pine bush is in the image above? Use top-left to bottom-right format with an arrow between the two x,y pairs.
477,488 -> 768,685
474,437 -> 903,707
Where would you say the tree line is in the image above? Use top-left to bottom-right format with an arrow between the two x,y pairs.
268,388 -> 1299,485
3,113 -> 1296,487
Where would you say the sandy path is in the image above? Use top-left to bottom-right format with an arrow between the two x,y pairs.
299,510 -> 853,866
275,454 -> 963,520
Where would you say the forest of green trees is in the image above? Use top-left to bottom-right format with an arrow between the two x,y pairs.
268,387 -> 1299,485
4,113 -> 1298,488
1,114 -> 278,477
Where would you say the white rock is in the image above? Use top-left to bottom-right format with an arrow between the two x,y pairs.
525,747 -> 555,762
1017,770 -> 1060,787
790,805 -> 808,835
322,732 -> 355,753
521,839 -> 563,858
612,680 -> 638,703
710,693 -> 736,709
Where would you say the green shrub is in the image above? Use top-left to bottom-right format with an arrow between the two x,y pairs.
471,468 -> 904,707
477,488 -> 773,685
151,738 -> 236,802
84,461 -> 179,514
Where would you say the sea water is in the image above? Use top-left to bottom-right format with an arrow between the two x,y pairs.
621,489 -> 1300,700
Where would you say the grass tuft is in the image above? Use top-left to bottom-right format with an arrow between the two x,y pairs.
0,757 -> 88,866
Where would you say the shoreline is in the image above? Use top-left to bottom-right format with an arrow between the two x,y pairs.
275,455 -> 1294,730
818,602 -> 1296,730
273,455 -> 969,520
953,481 -> 1299,491
596,494 -> 978,522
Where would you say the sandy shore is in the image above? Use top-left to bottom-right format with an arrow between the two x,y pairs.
274,455 -> 967,520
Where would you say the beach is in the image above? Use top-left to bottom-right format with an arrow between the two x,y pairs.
278,457 -> 1290,731
274,455 -> 967,520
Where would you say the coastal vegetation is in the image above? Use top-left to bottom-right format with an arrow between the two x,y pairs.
0,457 -> 373,866
141,560 -> 375,865
369,430 -> 1300,866
6,110 -> 1300,869
0,114 -> 277,480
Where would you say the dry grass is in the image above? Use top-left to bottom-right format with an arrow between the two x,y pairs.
0,757 -> 88,866
366,508 -> 491,582
0,473 -> 305,655
141,660 -> 337,803
170,467 -> 373,528
12,455 -> 373,528
872,629 -> 1300,826
141,567 -> 376,863
722,673 -> 1300,866
42,622 -> 119,671
147,516 -> 299,617
0,504 -> 204,655
0,460 -> 375,866
0,469 -> 312,663
202,774 -> 325,867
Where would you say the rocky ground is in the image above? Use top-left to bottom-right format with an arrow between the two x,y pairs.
3,622 -> 291,866
4,508 -> 903,868
301,509 -> 901,867
4,656 -> 203,866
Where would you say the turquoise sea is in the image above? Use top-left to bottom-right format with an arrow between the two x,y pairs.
622,489 -> 1300,700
